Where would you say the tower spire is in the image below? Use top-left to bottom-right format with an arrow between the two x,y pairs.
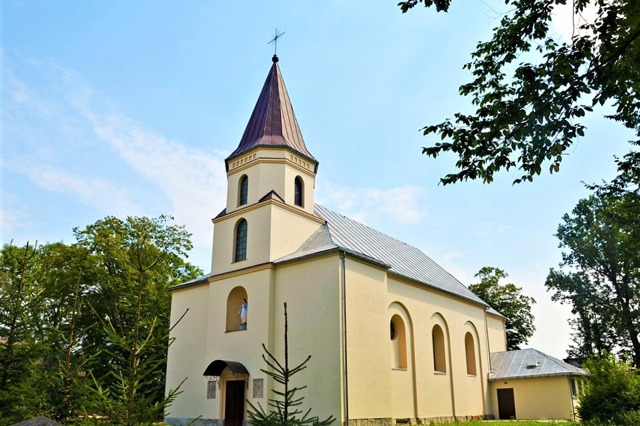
226,57 -> 315,168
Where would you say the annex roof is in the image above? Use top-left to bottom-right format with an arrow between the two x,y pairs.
226,55 -> 315,166
276,204 -> 492,309
489,348 -> 587,380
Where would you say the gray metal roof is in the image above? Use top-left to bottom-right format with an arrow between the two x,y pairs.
277,204 -> 491,308
489,348 -> 587,380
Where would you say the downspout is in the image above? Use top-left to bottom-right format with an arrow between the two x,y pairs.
340,251 -> 349,426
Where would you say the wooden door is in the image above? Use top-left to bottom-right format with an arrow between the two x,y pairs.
225,380 -> 245,426
497,388 -> 516,419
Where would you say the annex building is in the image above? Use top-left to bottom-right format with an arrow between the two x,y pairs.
165,55 -> 586,425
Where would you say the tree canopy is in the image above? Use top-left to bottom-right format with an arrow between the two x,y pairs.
546,191 -> 640,366
399,0 -> 640,184
469,266 -> 536,350
0,215 -> 201,424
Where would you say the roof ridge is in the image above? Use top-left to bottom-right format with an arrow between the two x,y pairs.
313,204 -> 488,307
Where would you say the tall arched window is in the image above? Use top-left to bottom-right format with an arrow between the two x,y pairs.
234,219 -> 247,262
390,315 -> 407,369
226,286 -> 248,331
465,332 -> 477,375
432,324 -> 446,373
238,175 -> 248,206
294,176 -> 304,207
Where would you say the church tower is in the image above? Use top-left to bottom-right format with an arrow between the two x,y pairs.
211,55 -> 324,274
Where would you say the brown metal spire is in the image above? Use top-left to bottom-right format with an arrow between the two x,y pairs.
227,56 -> 315,163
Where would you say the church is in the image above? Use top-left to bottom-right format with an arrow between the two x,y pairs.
164,55 -> 586,425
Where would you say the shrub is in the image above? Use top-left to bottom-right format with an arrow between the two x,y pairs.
578,353 -> 640,425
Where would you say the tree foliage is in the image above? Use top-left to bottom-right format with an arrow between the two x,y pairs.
469,266 -> 536,350
247,303 -> 335,426
0,242 -> 44,423
546,270 -> 617,361
578,353 -> 640,425
546,192 -> 640,366
75,215 -> 196,425
0,215 -> 201,424
399,0 -> 640,184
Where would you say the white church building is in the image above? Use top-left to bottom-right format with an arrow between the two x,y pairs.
164,55 -> 586,426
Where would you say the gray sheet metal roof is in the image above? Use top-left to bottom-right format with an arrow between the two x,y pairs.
489,349 -> 587,380
277,204 -> 490,308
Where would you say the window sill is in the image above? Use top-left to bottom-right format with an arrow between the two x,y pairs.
391,368 -> 407,371
225,328 -> 248,333
467,374 -> 477,377
434,371 -> 447,375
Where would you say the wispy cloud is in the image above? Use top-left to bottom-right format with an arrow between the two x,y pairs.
317,182 -> 426,226
3,55 -> 227,257
83,112 -> 228,247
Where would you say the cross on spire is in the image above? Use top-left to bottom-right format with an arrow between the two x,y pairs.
268,28 -> 285,56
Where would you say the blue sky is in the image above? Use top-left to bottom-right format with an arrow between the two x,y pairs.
2,1 -> 633,357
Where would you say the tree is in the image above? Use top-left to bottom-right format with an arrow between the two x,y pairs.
0,216 -> 201,424
469,266 -> 536,350
17,242 -> 98,421
546,270 -> 617,361
74,215 -> 200,424
398,0 -> 640,185
546,192 -> 640,366
247,303 -> 335,426
0,242 -> 43,424
578,353 -> 640,425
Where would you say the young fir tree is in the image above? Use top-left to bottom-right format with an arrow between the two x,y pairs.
247,303 -> 335,426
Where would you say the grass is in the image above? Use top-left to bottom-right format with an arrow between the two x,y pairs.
442,421 -> 579,426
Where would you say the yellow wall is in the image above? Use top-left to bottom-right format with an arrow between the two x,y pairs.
273,255 -> 343,422
211,201 -> 322,275
343,258 -> 391,419
341,259 -> 492,421
490,376 -> 576,420
486,313 -> 507,353
226,147 -> 316,215
165,284 -> 210,419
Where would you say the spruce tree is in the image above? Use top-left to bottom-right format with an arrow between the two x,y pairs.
247,303 -> 334,426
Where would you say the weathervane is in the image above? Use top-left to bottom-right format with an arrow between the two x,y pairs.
268,28 -> 285,56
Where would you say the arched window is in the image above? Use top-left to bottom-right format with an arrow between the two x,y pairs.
226,286 -> 248,331
294,176 -> 304,207
465,332 -> 477,375
390,315 -> 407,369
238,175 -> 248,206
432,324 -> 446,373
234,219 -> 247,262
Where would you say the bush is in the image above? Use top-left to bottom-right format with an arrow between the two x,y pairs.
578,353 -> 640,425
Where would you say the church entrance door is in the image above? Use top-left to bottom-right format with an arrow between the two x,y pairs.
225,380 -> 245,426
497,388 -> 516,419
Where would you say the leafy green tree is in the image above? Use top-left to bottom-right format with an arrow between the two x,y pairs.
469,267 -> 536,350
546,270 -> 617,362
73,215 -> 200,424
578,353 -> 640,425
0,242 -> 44,424
398,0 -> 639,184
17,242 -> 98,422
247,303 -> 335,426
546,192 -> 640,366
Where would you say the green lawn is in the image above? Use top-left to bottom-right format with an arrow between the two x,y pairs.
444,421 -> 578,426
